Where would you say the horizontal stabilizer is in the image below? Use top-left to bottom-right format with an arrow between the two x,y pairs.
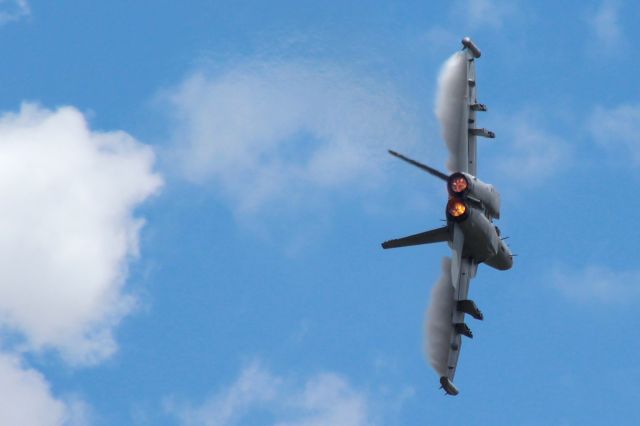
387,150 -> 449,181
381,226 -> 449,249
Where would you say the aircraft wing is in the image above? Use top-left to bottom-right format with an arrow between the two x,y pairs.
427,224 -> 480,396
436,37 -> 494,177
441,256 -> 476,395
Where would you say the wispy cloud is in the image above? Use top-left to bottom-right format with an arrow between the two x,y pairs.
0,0 -> 29,25
165,361 -> 372,426
553,265 -> 640,305
586,0 -> 626,51
419,27 -> 459,57
0,103 -> 161,365
492,111 -> 570,185
451,0 -> 518,30
589,104 -> 640,166
163,60 -> 421,216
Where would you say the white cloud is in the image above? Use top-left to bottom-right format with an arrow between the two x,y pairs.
167,362 -> 280,426
420,27 -> 459,55
0,103 -> 161,365
493,112 -> 570,184
0,351 -> 89,426
0,0 -> 29,25
587,0 -> 626,50
166,361 -> 372,426
275,373 -> 369,426
451,0 -> 517,30
553,265 -> 640,305
589,104 -> 640,165
164,60 -> 420,215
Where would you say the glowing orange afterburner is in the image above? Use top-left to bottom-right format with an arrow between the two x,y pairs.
447,198 -> 467,220
448,173 -> 468,194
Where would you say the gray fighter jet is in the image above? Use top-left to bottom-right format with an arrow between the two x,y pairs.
381,37 -> 513,396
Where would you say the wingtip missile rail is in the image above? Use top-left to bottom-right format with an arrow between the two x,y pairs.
440,377 -> 459,396
461,37 -> 481,58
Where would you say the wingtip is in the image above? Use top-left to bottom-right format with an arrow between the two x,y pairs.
439,376 -> 459,396
461,37 -> 481,58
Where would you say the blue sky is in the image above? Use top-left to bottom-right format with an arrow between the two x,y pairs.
0,0 -> 639,425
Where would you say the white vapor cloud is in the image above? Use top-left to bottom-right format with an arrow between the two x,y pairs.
589,104 -> 640,165
166,361 -> 372,426
164,60 -> 419,214
0,351 -> 88,426
0,103 -> 161,365
0,0 -> 29,25
435,51 -> 467,173
425,257 -> 453,377
553,265 -> 640,305
587,0 -> 626,50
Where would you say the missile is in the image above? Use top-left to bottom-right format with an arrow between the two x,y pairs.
462,37 -> 481,58
440,376 -> 459,396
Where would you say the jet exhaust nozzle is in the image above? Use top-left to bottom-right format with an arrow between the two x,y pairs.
446,197 -> 469,222
448,173 -> 469,196
447,172 -> 501,219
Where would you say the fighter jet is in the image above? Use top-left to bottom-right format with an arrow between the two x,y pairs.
381,37 -> 513,396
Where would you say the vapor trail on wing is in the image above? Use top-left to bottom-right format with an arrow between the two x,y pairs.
435,52 -> 467,172
425,257 -> 454,377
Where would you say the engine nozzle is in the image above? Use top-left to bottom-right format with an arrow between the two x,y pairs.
446,197 -> 468,222
448,172 -> 469,196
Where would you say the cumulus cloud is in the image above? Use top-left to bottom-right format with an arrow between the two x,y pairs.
0,0 -> 29,25
164,60 -> 420,214
589,104 -> 640,165
586,0 -> 626,50
166,361 -> 372,426
553,265 -> 640,305
0,351 -> 89,426
0,103 -> 161,365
